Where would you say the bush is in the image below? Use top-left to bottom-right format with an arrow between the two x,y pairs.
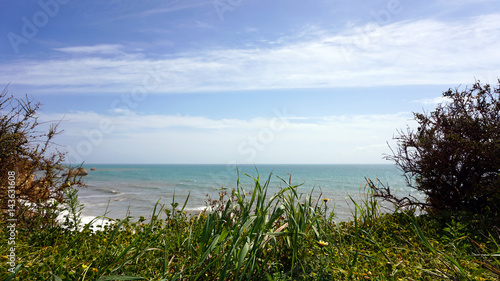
0,86 -> 82,229
374,80 -> 500,215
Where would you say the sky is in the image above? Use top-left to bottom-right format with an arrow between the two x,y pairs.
1,0 -> 499,164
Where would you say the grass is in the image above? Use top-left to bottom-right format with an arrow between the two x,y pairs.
1,171 -> 499,280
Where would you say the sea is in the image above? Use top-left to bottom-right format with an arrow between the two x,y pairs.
75,164 -> 417,222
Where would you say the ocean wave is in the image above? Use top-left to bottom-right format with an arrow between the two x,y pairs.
78,194 -> 119,199
89,168 -> 143,172
96,188 -> 120,194
183,206 -> 208,212
56,211 -> 112,231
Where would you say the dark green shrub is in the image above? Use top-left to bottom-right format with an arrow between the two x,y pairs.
375,80 -> 500,215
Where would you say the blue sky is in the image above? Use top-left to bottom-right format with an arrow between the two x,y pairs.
1,0 -> 499,164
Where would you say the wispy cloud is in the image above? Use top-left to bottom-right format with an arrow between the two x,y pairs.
84,1 -> 211,25
195,21 -> 216,30
54,44 -> 124,55
413,96 -> 451,105
4,14 -> 500,94
41,111 -> 287,134
137,1 -> 211,17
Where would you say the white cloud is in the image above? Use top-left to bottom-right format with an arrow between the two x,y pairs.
39,111 -> 413,164
412,96 -> 451,105
54,44 -> 125,55
4,14 -> 499,94
136,1 -> 211,17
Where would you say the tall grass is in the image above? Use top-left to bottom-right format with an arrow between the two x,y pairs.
186,170 -> 325,280
2,172 -> 499,280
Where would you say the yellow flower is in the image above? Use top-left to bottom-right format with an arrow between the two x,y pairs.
92,268 -> 98,273
322,198 -> 330,202
82,264 -> 89,269
317,240 -> 329,247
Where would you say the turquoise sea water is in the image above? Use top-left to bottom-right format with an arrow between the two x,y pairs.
76,164 -> 413,221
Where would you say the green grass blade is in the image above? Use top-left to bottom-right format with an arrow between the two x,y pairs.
405,212 -> 468,278
5,265 -> 23,281
237,239 -> 251,272
98,276 -> 146,280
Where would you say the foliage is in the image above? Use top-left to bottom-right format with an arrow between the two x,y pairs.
1,173 -> 499,280
61,185 -> 85,230
374,80 -> 500,214
0,86 -> 83,229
